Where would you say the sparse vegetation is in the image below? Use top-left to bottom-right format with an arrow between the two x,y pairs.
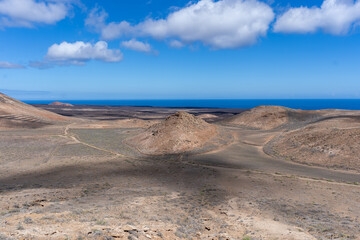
95,219 -> 107,226
24,217 -> 33,224
16,223 -> 24,230
0,102 -> 359,239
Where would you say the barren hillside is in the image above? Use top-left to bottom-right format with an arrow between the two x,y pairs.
223,105 -> 291,129
269,116 -> 360,172
0,93 -> 68,129
125,111 -> 217,155
223,105 -> 322,130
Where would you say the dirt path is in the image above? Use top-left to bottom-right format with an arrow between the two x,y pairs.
1,122 -> 359,239
64,124 -> 360,183
63,123 -> 127,158
190,127 -> 360,184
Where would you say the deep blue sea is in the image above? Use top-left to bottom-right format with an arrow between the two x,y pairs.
24,99 -> 360,110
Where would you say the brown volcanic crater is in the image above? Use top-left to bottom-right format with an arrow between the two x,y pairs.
223,105 -> 321,130
125,111 -> 217,155
223,105 -> 291,130
0,93 -> 68,129
49,101 -> 74,107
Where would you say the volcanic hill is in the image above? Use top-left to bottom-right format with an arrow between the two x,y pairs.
223,105 -> 321,130
49,101 -> 74,107
125,111 -> 217,155
0,93 -> 67,129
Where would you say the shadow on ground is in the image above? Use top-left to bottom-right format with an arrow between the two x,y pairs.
0,156 -> 228,206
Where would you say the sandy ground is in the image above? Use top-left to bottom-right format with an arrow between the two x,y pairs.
0,105 -> 359,240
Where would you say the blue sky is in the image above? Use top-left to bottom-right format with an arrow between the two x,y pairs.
1,0 -> 360,100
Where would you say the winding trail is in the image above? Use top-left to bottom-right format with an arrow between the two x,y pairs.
63,123 -> 127,158
61,123 -> 360,184
189,126 -> 360,184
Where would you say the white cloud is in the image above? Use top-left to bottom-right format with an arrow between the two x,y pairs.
274,0 -> 360,34
87,0 -> 274,49
102,21 -> 134,40
45,41 -> 123,65
85,6 -> 107,32
168,40 -> 185,48
85,7 -> 134,39
0,61 -> 25,69
0,0 -> 72,27
28,60 -> 53,69
121,39 -> 153,53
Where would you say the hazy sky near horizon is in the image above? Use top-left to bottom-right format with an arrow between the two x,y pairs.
1,0 -> 360,100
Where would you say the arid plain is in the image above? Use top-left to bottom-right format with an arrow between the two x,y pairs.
0,93 -> 359,240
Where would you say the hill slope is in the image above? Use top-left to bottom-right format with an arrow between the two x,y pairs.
125,112 -> 217,155
224,105 -> 322,130
268,116 -> 360,172
0,93 -> 68,129
223,106 -> 291,130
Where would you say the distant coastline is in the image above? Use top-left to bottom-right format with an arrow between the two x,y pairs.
24,99 -> 360,110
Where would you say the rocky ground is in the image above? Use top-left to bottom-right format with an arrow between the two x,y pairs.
0,103 -> 359,239
266,112 -> 360,172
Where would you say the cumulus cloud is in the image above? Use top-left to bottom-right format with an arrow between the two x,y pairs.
121,39 -> 153,53
45,41 -> 123,65
274,0 -> 360,34
86,0 -> 275,49
0,61 -> 25,69
0,0 -> 72,27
